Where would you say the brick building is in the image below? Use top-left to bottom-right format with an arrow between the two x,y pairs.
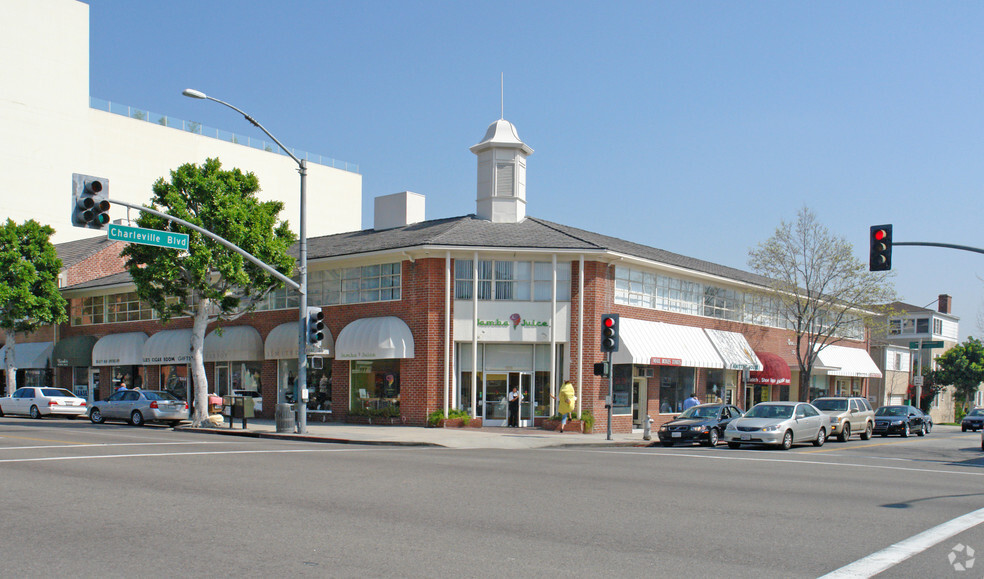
22,116 -> 882,433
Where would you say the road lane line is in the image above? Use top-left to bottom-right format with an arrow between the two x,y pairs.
0,447 -> 391,463
573,448 -> 984,477
818,506 -> 984,578
0,441 -> 233,451
0,435 -> 94,445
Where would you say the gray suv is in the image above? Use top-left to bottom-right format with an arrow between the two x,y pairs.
811,397 -> 874,442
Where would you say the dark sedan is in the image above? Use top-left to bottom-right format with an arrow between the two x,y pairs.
657,403 -> 744,447
962,409 -> 984,432
873,405 -> 931,437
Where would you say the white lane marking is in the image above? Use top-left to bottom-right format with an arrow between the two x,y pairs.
0,447 -> 388,463
819,506 -> 984,578
573,448 -> 984,477
0,441 -> 234,451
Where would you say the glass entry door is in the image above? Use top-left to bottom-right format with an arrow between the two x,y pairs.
514,372 -> 533,427
483,373 -> 508,425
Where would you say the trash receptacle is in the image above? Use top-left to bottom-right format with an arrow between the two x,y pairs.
275,403 -> 295,433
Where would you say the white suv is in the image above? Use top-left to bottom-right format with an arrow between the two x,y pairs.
811,397 -> 875,442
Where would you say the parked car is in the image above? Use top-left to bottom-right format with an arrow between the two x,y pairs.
811,396 -> 875,442
657,403 -> 744,447
872,405 -> 931,437
232,389 -> 263,414
962,408 -> 984,432
89,389 -> 188,426
0,387 -> 87,419
724,401 -> 830,450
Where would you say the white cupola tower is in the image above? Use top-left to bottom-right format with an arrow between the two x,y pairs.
470,119 -> 533,223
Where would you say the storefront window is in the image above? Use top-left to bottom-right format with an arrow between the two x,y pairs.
349,360 -> 400,412
113,365 -> 144,390
705,369 -> 726,404
214,361 -> 262,397
278,358 -> 331,407
808,374 -> 828,400
161,365 -> 188,400
612,364 -> 632,414
658,366 -> 695,413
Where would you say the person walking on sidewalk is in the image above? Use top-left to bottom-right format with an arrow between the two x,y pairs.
551,381 -> 577,432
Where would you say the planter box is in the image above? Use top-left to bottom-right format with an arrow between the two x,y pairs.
543,419 -> 588,433
437,417 -> 483,428
345,415 -> 403,425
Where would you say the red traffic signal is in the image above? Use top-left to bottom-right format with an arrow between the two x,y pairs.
869,224 -> 893,271
600,314 -> 620,353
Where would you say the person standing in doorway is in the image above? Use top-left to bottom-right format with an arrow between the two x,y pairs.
507,386 -> 521,427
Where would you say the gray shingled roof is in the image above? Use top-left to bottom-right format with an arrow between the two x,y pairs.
55,236 -> 123,270
64,214 -> 772,291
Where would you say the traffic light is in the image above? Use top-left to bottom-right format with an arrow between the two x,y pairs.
600,314 -> 620,353
71,173 -> 110,229
305,307 -> 325,347
869,224 -> 893,271
593,361 -> 610,377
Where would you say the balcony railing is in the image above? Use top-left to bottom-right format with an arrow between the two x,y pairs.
90,97 -> 359,174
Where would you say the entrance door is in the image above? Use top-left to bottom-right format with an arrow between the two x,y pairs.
87,368 -> 99,404
515,372 -> 533,427
632,377 -> 647,428
216,364 -> 230,397
483,373 -> 508,426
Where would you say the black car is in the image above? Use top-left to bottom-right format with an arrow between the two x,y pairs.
962,409 -> 984,432
657,403 -> 744,447
873,405 -> 932,437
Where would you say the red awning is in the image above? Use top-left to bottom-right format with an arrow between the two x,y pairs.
747,352 -> 791,385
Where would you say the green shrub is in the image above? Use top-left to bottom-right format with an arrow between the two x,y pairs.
427,408 -> 472,426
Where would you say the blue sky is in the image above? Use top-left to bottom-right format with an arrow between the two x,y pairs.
85,0 -> 984,339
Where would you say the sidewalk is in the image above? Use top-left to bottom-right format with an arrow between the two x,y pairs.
180,417 -> 653,450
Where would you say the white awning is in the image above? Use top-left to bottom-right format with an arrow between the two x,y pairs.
335,316 -> 414,360
0,342 -> 53,369
815,344 -> 883,378
204,326 -> 264,362
142,329 -> 193,365
92,332 -> 148,366
704,329 -> 762,371
613,318 -> 724,368
264,322 -> 333,360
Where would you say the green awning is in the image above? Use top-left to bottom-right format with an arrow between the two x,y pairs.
52,335 -> 98,367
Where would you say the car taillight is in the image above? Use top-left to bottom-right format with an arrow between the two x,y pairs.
150,401 -> 159,409
80,401 -> 86,407
183,403 -> 189,410
48,400 -> 58,406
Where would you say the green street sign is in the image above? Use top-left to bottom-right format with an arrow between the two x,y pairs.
108,223 -> 189,250
909,340 -> 944,349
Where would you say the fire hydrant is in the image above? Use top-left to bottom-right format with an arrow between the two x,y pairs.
643,415 -> 654,441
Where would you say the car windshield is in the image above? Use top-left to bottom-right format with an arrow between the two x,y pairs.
968,409 -> 984,417
678,406 -> 719,419
876,407 -> 906,417
812,399 -> 847,411
41,388 -> 77,398
143,391 -> 178,401
746,404 -> 793,419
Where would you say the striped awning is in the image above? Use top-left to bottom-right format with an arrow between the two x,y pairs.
204,326 -> 264,362
613,319 -> 724,368
815,344 -> 883,378
335,317 -> 414,360
92,332 -> 148,366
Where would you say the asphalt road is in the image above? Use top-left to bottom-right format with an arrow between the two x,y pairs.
2,417 -> 983,578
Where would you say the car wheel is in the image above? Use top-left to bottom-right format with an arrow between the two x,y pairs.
779,430 -> 794,450
813,428 -> 826,447
90,408 -> 105,424
707,428 -> 720,447
925,422 -> 932,434
917,423 -> 926,436
902,423 -> 910,437
727,441 -> 741,449
130,410 -> 144,426
963,426 -> 968,432
838,423 -> 851,442
29,405 -> 42,419
661,441 -> 674,447
861,423 -> 873,440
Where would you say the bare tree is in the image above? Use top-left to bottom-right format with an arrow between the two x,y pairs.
748,207 -> 897,401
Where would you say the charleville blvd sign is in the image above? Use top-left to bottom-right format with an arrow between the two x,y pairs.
108,223 -> 189,250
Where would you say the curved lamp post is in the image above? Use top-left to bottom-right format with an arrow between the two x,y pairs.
182,88 -> 310,434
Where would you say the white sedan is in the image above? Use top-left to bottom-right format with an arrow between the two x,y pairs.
0,387 -> 88,419
724,401 -> 830,450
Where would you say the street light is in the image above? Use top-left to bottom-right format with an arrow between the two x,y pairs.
183,88 -> 311,434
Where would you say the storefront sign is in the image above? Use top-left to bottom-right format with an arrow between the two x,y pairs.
650,357 -> 683,366
477,314 -> 549,328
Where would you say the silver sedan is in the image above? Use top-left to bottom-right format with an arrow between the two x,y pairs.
724,401 -> 830,450
89,389 -> 188,426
